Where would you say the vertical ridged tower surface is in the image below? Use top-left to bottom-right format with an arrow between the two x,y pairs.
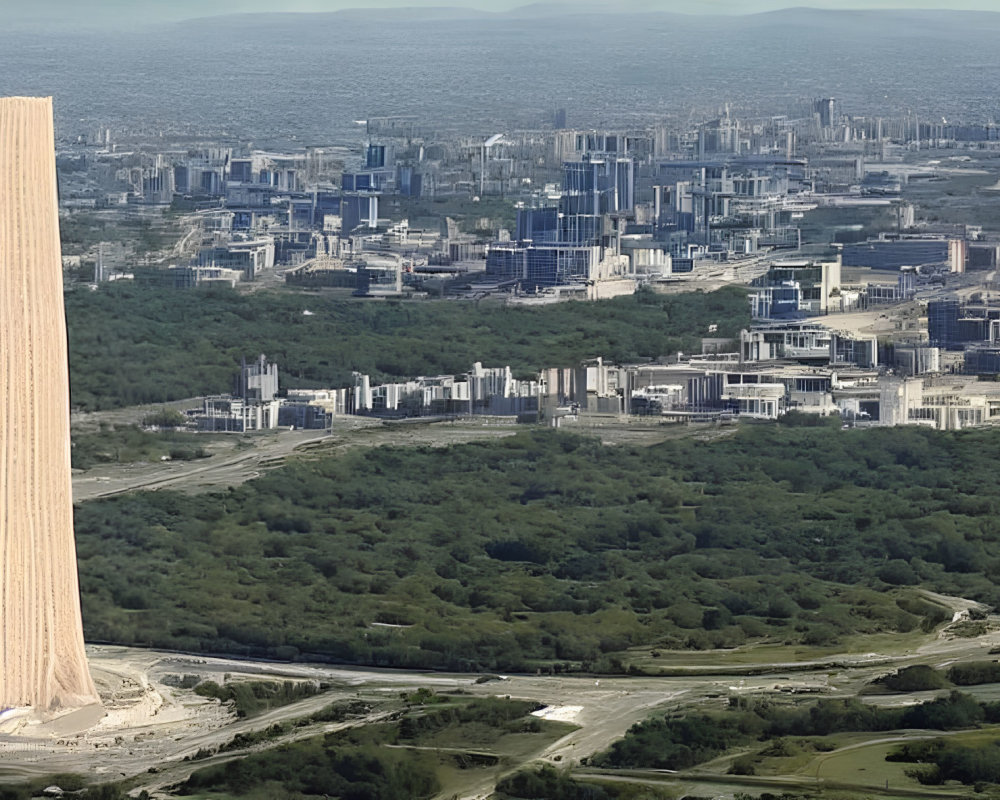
0,97 -> 98,711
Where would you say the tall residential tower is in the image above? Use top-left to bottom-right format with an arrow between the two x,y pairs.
0,97 -> 99,712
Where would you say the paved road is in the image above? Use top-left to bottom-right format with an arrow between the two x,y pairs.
71,415 -> 531,502
3,611 -> 999,798
72,429 -> 331,501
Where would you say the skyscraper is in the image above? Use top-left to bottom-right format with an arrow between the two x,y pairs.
0,97 -> 99,712
814,98 -> 836,129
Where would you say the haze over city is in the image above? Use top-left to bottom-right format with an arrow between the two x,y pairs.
10,0 -> 1000,26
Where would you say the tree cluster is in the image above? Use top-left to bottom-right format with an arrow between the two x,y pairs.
595,691 -> 999,771
888,737 -> 1000,785
65,283 -> 749,410
75,424 -> 1000,670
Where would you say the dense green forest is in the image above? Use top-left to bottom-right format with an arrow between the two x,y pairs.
64,284 -> 748,409
74,423 -> 1000,669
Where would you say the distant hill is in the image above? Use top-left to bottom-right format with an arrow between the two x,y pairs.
186,6 -> 493,26
175,4 -> 1000,42
5,3 -> 1000,147
9,2 -> 1000,30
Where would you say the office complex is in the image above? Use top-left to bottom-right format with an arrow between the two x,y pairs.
486,153 -> 634,293
193,355 -> 281,432
0,97 -> 99,712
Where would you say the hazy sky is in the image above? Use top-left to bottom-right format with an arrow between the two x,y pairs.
8,0 -> 1000,26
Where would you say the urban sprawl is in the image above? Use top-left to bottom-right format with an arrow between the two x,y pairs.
61,101 -> 1000,433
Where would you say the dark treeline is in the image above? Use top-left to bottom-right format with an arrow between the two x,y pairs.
64,283 -> 748,410
496,764 -> 672,800
869,662 -> 1000,691
192,679 -> 325,718
180,696 -> 553,798
0,779 -> 133,800
180,738 -> 439,799
869,664 -> 951,693
888,737 -> 1000,785
595,691 -> 998,771
398,697 -> 542,739
947,661 -> 1000,686
74,424 -> 1000,670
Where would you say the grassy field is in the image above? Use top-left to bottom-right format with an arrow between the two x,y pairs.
71,425 -> 217,470
622,626 -> 941,673
808,739 -> 924,786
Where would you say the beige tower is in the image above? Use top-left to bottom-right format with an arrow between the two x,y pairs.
0,97 -> 99,711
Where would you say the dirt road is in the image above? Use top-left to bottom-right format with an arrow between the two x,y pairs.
71,413 -> 708,502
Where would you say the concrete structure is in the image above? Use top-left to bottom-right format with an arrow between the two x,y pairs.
283,363 -> 541,423
170,265 -> 243,289
236,354 -> 278,405
0,97 -> 99,712
197,237 -> 275,281
926,298 -> 1000,351
485,152 -> 636,294
650,156 -> 805,257
279,392 -> 335,429
740,322 -> 834,363
968,243 -> 1000,271
842,236 -> 965,273
191,355 -> 280,432
195,395 -> 280,432
619,235 -> 672,276
749,258 -> 842,318
893,344 -> 941,376
486,241 -> 631,291
619,357 -> 1000,430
